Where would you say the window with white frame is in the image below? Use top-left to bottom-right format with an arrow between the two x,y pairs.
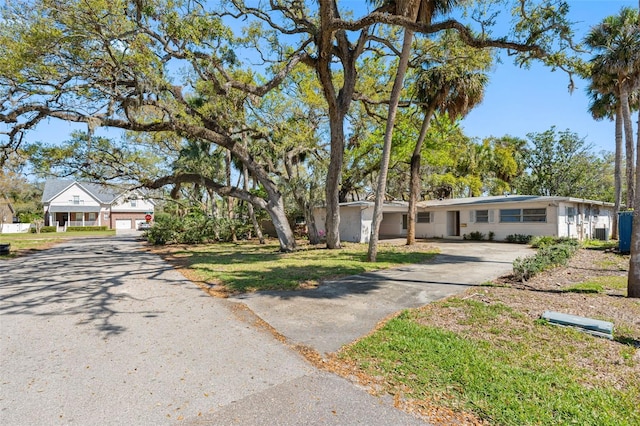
500,208 -> 546,223
417,212 -> 431,223
566,207 -> 576,223
130,199 -> 137,207
73,195 -> 80,205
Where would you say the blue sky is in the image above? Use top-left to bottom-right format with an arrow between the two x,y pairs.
460,0 -> 638,152
20,0 -> 636,155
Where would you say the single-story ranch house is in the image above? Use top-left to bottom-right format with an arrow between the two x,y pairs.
313,195 -> 615,243
42,179 -> 155,231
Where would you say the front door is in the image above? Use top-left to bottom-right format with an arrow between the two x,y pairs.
55,213 -> 68,226
447,211 -> 460,237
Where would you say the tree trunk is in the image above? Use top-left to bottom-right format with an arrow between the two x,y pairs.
367,28 -> 414,262
406,105 -> 437,245
627,106 -> 640,298
315,0 -> 365,249
305,208 -> 320,245
325,119 -> 345,249
225,150 -> 237,242
613,105 -> 623,239
621,83 -> 635,208
243,163 -> 264,244
266,196 -> 296,252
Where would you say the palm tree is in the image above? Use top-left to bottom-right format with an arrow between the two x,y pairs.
367,0 -> 457,261
586,7 -> 640,209
586,77 -> 623,239
586,7 -> 640,298
406,66 -> 488,244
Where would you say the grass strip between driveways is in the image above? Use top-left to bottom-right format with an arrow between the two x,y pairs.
157,241 -> 437,292
339,300 -> 640,426
0,231 -> 116,255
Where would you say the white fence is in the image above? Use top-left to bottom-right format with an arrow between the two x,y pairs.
0,223 -> 32,234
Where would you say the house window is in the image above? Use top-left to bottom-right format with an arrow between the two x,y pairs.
500,208 -> 547,223
130,199 -> 137,207
402,214 -> 408,230
104,213 -> 109,220
523,208 -> 546,222
88,212 -> 96,221
475,210 -> 489,223
73,195 -> 80,205
500,208 -> 521,222
417,212 -> 431,223
566,207 -> 576,223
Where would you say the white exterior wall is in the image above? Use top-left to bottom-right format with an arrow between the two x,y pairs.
48,185 -> 101,209
379,212 -> 404,237
360,206 -> 374,243
556,202 -> 613,240
460,202 -> 555,241
417,202 -> 558,241
338,206 -> 364,243
110,195 -> 155,213
415,211 -> 438,239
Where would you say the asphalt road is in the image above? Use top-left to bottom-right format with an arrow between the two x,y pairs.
0,235 -> 429,425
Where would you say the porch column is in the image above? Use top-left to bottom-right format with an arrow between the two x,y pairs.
82,212 -> 85,227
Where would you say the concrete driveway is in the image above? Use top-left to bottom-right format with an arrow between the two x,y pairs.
1,236 -> 532,425
0,236 -> 427,425
231,240 -> 534,355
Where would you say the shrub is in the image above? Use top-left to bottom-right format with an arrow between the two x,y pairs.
145,212 -> 252,245
488,231 -> 495,241
512,238 -> 580,281
66,226 -> 108,232
31,226 -> 56,233
505,234 -> 532,244
465,231 -> 485,241
146,214 -> 179,245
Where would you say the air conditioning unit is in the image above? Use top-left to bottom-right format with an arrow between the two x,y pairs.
594,228 -> 609,241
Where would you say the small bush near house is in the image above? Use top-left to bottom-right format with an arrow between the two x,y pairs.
30,226 -> 56,233
505,234 -> 532,244
513,238 -> 580,281
488,231 -> 495,241
529,235 -> 556,248
66,226 -> 108,232
463,231 -> 485,241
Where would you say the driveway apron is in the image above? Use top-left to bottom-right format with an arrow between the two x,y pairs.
231,240 -> 534,355
0,236 -> 425,425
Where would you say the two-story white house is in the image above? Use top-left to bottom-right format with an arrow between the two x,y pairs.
42,179 -> 155,231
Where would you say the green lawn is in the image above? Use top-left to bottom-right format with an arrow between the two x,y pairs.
158,241 -> 437,292
339,299 -> 639,425
0,230 -> 116,256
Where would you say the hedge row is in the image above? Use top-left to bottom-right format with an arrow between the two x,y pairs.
66,226 -> 109,232
30,225 -> 109,233
512,237 -> 580,282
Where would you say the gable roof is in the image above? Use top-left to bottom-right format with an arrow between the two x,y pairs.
42,179 -> 126,204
